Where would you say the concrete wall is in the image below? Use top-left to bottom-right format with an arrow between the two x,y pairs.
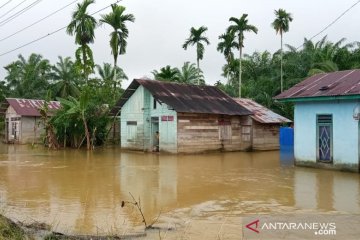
294,100 -> 359,172
20,116 -> 44,144
148,91 -> 177,153
120,86 -> 177,152
120,86 -> 146,150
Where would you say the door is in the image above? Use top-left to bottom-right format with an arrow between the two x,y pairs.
317,115 -> 332,162
151,117 -> 159,151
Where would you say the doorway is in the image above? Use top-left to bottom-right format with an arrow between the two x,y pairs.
151,117 -> 159,151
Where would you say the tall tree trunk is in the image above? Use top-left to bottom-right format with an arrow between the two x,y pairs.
196,57 -> 200,85
113,57 -> 117,100
82,114 -> 91,150
239,46 -> 242,98
280,33 -> 283,92
82,44 -> 88,85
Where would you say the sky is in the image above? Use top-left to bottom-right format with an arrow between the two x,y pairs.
0,0 -> 359,88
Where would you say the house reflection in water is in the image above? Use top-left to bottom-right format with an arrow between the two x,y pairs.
294,168 -> 360,212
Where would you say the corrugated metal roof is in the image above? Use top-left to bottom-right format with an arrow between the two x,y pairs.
234,98 -> 291,124
112,79 -> 252,116
274,69 -> 360,100
0,98 -> 61,116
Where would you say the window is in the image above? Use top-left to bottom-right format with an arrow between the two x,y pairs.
126,121 -> 137,142
317,114 -> 332,162
153,98 -> 157,109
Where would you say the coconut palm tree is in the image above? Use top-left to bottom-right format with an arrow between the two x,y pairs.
66,0 -> 97,83
51,56 -> 81,98
100,4 -> 134,91
272,8 -> 293,92
182,26 -> 210,84
228,14 -> 258,97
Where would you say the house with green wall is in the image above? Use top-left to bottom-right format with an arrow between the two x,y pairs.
113,79 -> 253,153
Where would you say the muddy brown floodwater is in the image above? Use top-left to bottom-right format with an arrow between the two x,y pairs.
0,144 -> 359,239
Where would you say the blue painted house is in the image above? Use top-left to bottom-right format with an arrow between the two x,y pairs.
112,79 -> 252,153
275,69 -> 360,172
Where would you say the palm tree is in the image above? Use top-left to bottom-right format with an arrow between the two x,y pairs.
177,62 -> 204,84
217,31 -> 238,82
272,8 -> 293,92
182,26 -> 210,84
4,53 -> 51,98
100,4 -> 134,92
96,63 -> 128,88
51,56 -> 80,98
152,66 -> 180,82
228,14 -> 258,98
66,0 -> 97,83
217,31 -> 238,63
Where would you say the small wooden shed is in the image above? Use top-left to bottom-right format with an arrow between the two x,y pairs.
112,79 -> 253,153
0,98 -> 61,144
234,98 -> 291,150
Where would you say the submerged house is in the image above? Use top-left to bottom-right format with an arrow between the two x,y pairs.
0,98 -> 61,144
112,79 -> 253,153
233,98 -> 291,150
275,69 -> 360,172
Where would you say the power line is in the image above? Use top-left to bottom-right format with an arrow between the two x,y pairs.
0,0 -> 43,28
0,0 -> 27,20
0,0 -> 13,11
0,0 -> 121,57
296,0 -> 360,50
0,0 -> 79,43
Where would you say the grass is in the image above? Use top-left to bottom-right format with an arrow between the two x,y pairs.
0,214 -> 25,240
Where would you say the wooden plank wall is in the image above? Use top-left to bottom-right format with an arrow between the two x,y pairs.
252,121 -> 280,150
177,113 -> 252,153
177,113 -> 221,153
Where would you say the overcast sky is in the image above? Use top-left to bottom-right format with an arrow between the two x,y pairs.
0,0 -> 359,88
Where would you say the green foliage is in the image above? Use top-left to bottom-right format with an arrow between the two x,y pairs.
152,62 -> 205,85
53,87 -> 110,149
67,0 -> 97,82
218,37 -> 360,120
182,25 -> 210,81
51,56 -> 81,98
227,13 -> 258,97
4,54 -> 51,99
100,4 -> 135,62
152,65 -> 180,82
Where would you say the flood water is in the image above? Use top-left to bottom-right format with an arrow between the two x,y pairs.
0,144 -> 359,238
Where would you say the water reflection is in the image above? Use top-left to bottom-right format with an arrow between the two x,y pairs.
0,145 -> 359,234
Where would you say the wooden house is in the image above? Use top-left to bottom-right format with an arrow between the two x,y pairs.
112,79 -> 253,153
233,98 -> 291,150
0,98 -> 61,144
275,69 -> 360,172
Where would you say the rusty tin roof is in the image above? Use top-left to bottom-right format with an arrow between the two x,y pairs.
274,69 -> 360,101
112,79 -> 252,116
0,98 -> 61,116
234,98 -> 291,124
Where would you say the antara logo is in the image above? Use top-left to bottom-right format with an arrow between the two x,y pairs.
246,219 -> 260,233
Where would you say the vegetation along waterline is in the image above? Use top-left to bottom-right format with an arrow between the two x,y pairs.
0,0 -> 359,151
